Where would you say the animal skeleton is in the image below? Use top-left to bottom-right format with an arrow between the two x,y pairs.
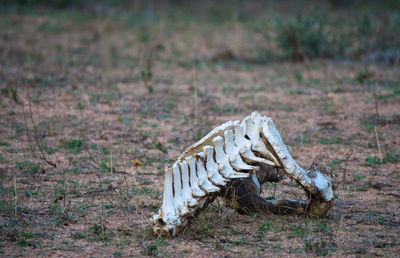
150,112 -> 334,237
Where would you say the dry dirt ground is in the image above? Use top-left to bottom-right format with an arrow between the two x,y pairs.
0,6 -> 399,257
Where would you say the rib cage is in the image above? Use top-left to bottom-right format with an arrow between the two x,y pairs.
150,112 -> 334,237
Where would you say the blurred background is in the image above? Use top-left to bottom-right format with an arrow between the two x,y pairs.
1,0 -> 400,64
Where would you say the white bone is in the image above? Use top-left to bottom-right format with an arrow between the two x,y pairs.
239,146 -> 276,166
224,130 -> 257,171
204,146 -> 228,186
229,154 -> 257,171
241,114 -> 280,165
177,120 -> 240,162
233,124 -> 275,166
151,168 -> 181,237
185,156 -> 206,198
195,153 -> 221,193
152,169 -> 177,221
213,136 -> 249,178
232,123 -> 250,148
213,136 -> 227,163
259,116 -> 333,201
223,129 -> 236,151
172,164 -> 190,216
179,160 -> 198,208
152,112 -> 334,237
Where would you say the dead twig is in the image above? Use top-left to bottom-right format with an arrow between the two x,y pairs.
25,82 -> 57,168
193,67 -> 199,124
373,87 -> 380,124
342,148 -> 353,188
13,174 -> 17,216
70,175 -> 129,198
374,126 -> 383,164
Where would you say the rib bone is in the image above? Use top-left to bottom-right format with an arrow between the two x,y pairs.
151,112 -> 335,237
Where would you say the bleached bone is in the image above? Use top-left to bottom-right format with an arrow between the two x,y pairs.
213,136 -> 249,179
179,161 -> 198,208
150,112 -> 334,237
172,164 -> 189,217
185,156 -> 206,198
195,153 -> 220,193
204,146 -> 228,186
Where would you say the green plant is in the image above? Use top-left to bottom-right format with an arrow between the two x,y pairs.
76,102 -> 86,110
60,138 -> 84,154
364,153 -> 400,166
141,242 -> 158,256
318,138 -> 342,145
353,171 -> 366,181
16,161 -> 42,174
154,142 -> 167,153
17,231 -> 34,247
0,86 -> 18,103
304,238 -> 332,256
195,130 -> 204,141
119,115 -> 132,126
0,141 -> 11,147
378,89 -> 400,100
276,14 -> 332,61
259,221 -> 272,232
72,231 -> 86,239
141,57 -> 153,93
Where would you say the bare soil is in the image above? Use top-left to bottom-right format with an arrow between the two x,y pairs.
0,7 -> 399,257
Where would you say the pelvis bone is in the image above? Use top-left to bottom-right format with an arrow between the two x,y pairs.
150,112 -> 334,237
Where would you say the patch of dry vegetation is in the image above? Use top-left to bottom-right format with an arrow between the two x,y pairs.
0,1 -> 399,257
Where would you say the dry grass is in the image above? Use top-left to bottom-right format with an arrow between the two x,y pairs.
0,3 -> 399,257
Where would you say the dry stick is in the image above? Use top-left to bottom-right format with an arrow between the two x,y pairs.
374,126 -> 383,165
13,174 -> 17,216
342,148 -> 353,189
83,139 -> 129,175
110,152 -> 113,175
71,174 -> 129,198
22,104 -> 37,159
373,87 -> 380,124
26,83 -> 57,168
272,182 -> 277,199
21,79 -> 37,160
193,67 -> 198,124
132,166 -> 138,186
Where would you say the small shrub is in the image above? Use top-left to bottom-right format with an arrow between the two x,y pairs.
17,231 -> 34,247
364,153 -> 400,166
60,138 -> 84,154
0,141 -> 11,147
276,14 -> 332,61
141,242 -> 158,256
353,171 -> 366,181
16,161 -> 42,174
72,231 -> 86,240
318,138 -> 342,145
259,221 -> 272,232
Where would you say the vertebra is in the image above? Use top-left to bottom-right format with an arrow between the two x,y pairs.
150,112 -> 334,237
